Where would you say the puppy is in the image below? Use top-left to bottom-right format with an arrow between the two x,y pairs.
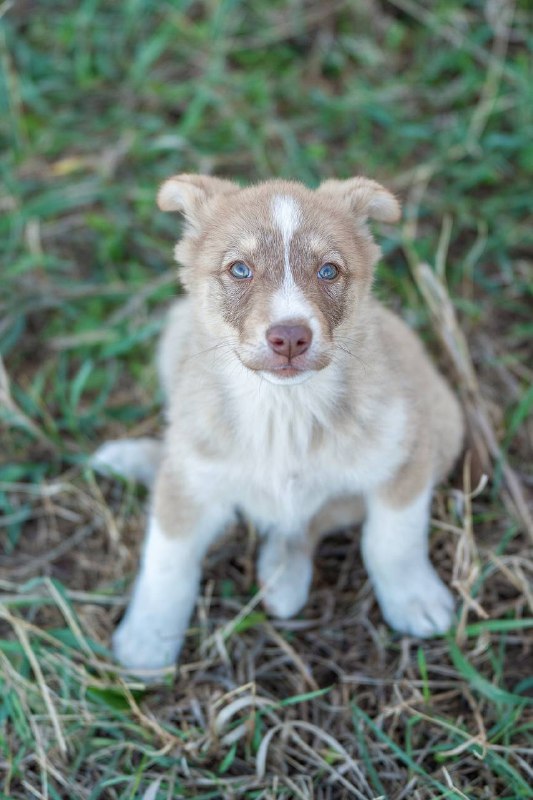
93,174 -> 464,674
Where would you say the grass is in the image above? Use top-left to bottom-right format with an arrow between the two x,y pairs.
1,0 -> 532,797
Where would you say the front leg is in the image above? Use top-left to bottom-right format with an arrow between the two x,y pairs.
113,464 -> 230,675
361,485 -> 454,637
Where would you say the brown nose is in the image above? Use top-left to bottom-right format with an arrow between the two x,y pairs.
266,324 -> 312,358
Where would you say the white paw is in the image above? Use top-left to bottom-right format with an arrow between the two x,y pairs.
258,539 -> 313,619
374,564 -> 454,637
91,438 -> 161,486
112,615 -> 183,677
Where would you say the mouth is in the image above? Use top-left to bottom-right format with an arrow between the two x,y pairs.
235,352 -> 313,383
236,350 -> 331,382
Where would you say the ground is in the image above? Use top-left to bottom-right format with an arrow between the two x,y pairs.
1,1 -> 532,798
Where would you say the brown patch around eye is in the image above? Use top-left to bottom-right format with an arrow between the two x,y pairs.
316,278 -> 348,331
215,274 -> 256,333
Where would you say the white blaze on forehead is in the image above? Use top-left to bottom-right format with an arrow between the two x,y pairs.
272,195 -> 300,251
270,194 -> 315,326
272,195 -> 300,279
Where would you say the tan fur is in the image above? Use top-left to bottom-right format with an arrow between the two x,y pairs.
373,307 -> 464,508
96,173 -> 464,673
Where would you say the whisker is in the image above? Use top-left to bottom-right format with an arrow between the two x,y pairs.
335,343 -> 368,373
183,338 -> 237,363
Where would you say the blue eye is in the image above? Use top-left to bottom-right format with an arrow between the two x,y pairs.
317,263 -> 339,281
229,261 -> 253,279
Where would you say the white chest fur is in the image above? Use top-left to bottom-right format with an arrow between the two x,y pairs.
186,364 -> 408,535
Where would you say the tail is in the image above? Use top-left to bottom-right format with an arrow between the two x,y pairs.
90,437 -> 163,488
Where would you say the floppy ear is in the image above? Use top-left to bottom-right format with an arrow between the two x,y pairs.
317,176 -> 401,223
157,173 -> 240,229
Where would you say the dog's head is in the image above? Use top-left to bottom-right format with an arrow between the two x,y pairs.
158,174 -> 400,384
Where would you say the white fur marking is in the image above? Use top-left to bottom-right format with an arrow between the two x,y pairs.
239,234 -> 258,252
270,282 -> 317,329
272,195 -> 300,286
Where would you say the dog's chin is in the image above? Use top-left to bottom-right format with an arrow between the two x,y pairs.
260,369 -> 313,386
